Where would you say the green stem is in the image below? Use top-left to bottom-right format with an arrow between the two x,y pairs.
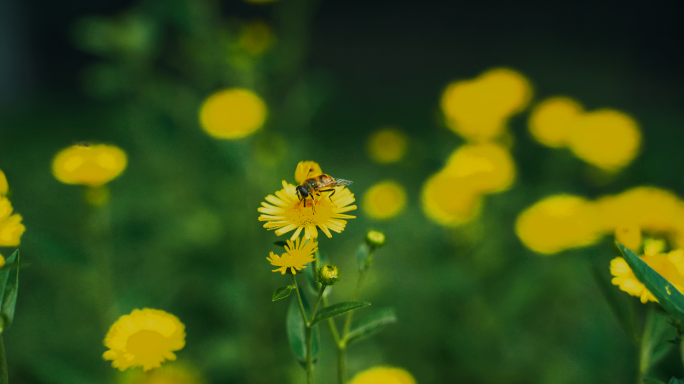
337,345 -> 346,384
291,274 -> 308,325
309,285 -> 326,324
323,296 -> 341,344
0,334 -> 7,384
637,305 -> 655,384
342,267 -> 368,340
291,274 -> 314,384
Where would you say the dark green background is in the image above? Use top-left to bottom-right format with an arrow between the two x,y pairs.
1,0 -> 684,382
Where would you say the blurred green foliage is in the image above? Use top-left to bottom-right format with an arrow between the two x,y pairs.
1,0 -> 684,383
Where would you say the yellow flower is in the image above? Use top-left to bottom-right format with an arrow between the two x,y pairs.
595,187 -> 684,248
294,161 -> 323,184
611,249 -> 684,303
566,109 -> 641,172
258,180 -> 357,240
366,127 -> 409,164
362,180 -> 407,220
52,143 -> 127,186
515,194 -> 603,255
443,142 -> 516,193
528,97 -> 583,148
0,170 -> 7,196
421,170 -> 482,226
441,68 -> 532,141
238,21 -> 274,55
0,254 -> 5,268
199,89 -> 267,139
119,362 -> 205,384
615,225 -> 642,254
0,197 -> 25,247
267,236 -> 317,274
349,366 -> 416,384
103,309 -> 186,371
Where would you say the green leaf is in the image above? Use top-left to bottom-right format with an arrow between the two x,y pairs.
273,241 -> 288,247
285,289 -> 319,366
0,250 -> 19,333
669,378 -> 684,384
347,307 -> 397,346
356,243 -> 370,271
640,306 -> 676,375
310,301 -> 371,327
643,379 -> 666,384
591,264 -> 638,343
272,285 -> 294,301
617,243 -> 684,323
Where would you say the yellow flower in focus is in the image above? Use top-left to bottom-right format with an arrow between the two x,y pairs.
611,249 -> 684,303
52,143 -> 127,186
119,362 -> 205,384
294,161 -> 322,184
596,187 -> 684,248
0,170 -> 7,196
444,142 -> 516,193
567,109 -> 641,172
103,308 -> 186,371
267,237 -> 317,275
199,89 -> 267,139
528,97 -> 583,148
349,366 -> 416,384
239,21 -> 274,55
258,181 -> 357,240
366,127 -> 408,164
363,180 -> 407,220
421,171 -> 482,226
515,194 -> 602,255
441,68 -> 532,142
0,197 -> 25,246
615,225 -> 642,253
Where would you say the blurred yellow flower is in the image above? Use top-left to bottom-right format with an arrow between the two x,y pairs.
528,97 -> 583,148
294,161 -> 322,184
267,236 -> 317,274
104,308 -> 186,371
366,127 -> 409,164
444,142 -> 516,193
52,143 -> 127,186
567,109 -> 641,172
0,197 -> 25,247
441,68 -> 532,142
615,225 -> 642,254
0,254 -> 4,268
421,170 -> 482,226
515,194 -> 602,255
349,366 -> 416,384
611,249 -> 684,303
199,88 -> 267,139
119,362 -> 205,384
596,187 -> 684,248
363,180 -> 407,220
258,180 -> 357,240
0,170 -> 7,196
239,21 -> 274,55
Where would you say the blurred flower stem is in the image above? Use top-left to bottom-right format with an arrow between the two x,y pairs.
85,186 -> 119,328
0,334 -> 7,384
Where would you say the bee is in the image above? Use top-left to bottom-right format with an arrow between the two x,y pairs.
296,174 -> 353,209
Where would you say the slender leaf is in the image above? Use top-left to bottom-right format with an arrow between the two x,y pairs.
310,301 -> 370,327
285,289 -> 319,366
356,243 -> 370,271
643,379 -> 666,384
591,264 -> 638,343
272,285 -> 294,301
617,243 -> 684,323
669,378 -> 684,384
0,250 -> 19,333
347,307 -> 397,346
0,251 -> 18,305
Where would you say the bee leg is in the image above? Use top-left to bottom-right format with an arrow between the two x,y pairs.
318,189 -> 337,206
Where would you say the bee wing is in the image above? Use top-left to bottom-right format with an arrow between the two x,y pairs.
332,178 -> 353,186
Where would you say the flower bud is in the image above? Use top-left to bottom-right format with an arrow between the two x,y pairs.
317,264 -> 339,286
365,230 -> 386,248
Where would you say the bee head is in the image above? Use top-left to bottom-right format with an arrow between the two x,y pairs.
296,185 -> 309,200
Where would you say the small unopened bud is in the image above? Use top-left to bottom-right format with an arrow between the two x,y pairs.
317,264 -> 339,286
365,230 -> 386,248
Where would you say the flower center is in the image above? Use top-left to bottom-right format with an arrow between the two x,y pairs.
126,329 -> 167,356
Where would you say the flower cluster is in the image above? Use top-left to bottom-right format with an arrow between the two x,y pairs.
516,186 -> 684,255
259,161 -> 356,274
528,96 -> 641,172
0,169 -> 26,265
